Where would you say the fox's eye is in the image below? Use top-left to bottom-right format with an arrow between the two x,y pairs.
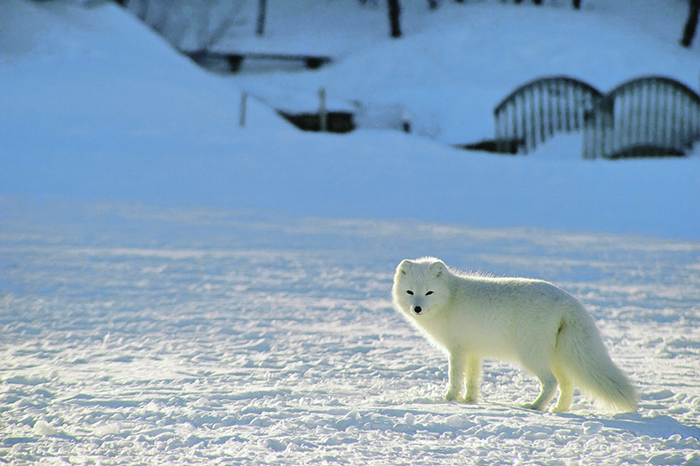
406,290 -> 414,295
425,291 -> 434,296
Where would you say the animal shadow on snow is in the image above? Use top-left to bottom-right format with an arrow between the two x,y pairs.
559,411 -> 700,443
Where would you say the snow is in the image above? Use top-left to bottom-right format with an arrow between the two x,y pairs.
1,198 -> 700,465
1,0 -> 700,240
231,0 -> 698,142
1,0 -> 700,464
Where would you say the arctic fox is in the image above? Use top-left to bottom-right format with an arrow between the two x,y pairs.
391,257 -> 638,413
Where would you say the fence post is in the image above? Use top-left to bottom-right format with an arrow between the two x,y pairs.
519,92 -> 527,153
239,92 -> 248,128
582,108 -> 595,160
402,106 -> 412,133
528,86 -> 536,153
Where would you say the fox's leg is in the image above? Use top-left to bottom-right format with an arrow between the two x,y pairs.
445,352 -> 467,401
552,366 -> 573,413
522,369 -> 558,411
464,357 -> 482,403
519,354 -> 559,411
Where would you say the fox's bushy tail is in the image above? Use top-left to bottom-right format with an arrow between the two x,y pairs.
557,307 -> 638,412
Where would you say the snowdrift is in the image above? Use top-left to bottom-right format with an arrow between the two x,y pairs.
0,0 -> 698,241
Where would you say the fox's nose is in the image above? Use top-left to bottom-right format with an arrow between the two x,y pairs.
414,306 -> 422,314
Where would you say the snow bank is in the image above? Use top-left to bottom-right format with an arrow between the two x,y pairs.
0,0 -> 698,242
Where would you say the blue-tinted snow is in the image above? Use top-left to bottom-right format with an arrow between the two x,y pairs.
1,0 -> 699,239
1,0 -> 699,464
1,198 -> 699,464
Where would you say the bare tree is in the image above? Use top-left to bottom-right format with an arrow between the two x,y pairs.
119,0 -> 244,52
681,0 -> 700,47
388,0 -> 401,38
511,0 -> 581,6
256,0 -> 267,36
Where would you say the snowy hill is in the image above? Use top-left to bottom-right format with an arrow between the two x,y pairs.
1,0 -> 699,239
1,0 -> 699,240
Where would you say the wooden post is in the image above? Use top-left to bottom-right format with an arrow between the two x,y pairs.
528,86 -> 536,153
510,100 -> 518,149
564,86 -> 572,132
582,110 -> 594,160
494,108 -> 503,150
538,82 -> 546,144
546,82 -> 555,138
660,83 -> 669,147
319,87 -> 327,132
402,106 -> 412,133
239,92 -> 248,127
519,92 -> 527,154
669,87 -> 678,148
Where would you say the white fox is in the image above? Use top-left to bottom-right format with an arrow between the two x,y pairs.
391,257 -> 638,413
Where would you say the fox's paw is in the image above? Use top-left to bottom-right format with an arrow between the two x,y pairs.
444,391 -> 477,404
521,402 -> 547,411
444,391 -> 464,402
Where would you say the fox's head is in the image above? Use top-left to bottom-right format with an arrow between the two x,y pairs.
392,257 -> 451,317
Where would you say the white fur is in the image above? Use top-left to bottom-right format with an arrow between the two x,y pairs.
392,257 -> 638,413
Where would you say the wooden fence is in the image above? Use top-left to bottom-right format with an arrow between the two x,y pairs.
582,76 -> 700,159
494,76 -> 603,154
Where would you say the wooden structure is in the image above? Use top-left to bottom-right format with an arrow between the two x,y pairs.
186,51 -> 332,73
277,111 -> 354,133
582,76 -> 700,159
493,76 -> 603,154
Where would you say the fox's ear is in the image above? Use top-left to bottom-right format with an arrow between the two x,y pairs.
430,260 -> 447,278
397,259 -> 411,276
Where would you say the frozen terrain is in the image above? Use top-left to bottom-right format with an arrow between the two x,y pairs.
1,198 -> 699,465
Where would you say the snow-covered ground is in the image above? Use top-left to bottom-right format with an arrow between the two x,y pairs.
1,198 -> 699,465
1,0 -> 700,464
